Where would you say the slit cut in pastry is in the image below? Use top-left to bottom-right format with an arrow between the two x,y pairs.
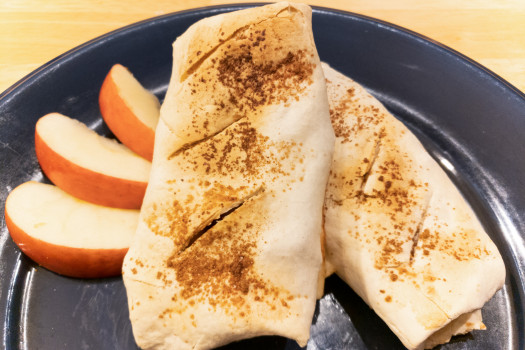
122,3 -> 335,349
322,63 -> 506,350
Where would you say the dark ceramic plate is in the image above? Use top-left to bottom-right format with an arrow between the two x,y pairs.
0,4 -> 523,350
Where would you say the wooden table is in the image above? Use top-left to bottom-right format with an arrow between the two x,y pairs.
1,0 -> 524,94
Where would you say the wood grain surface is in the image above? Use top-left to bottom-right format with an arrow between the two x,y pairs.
1,0 -> 524,93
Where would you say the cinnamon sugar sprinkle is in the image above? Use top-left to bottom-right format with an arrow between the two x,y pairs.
167,207 -> 291,316
217,49 -> 314,112
131,18 -> 318,319
325,75 -> 492,287
180,24 -> 317,138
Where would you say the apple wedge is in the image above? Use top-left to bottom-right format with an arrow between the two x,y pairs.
35,112 -> 150,209
99,64 -> 160,161
5,181 -> 139,278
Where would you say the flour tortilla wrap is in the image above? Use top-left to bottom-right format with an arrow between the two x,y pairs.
322,63 -> 505,349
122,3 -> 335,349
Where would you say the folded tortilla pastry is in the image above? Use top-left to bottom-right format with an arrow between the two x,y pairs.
322,63 -> 506,349
122,3 -> 334,349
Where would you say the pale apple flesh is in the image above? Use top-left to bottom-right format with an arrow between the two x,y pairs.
35,112 -> 150,209
5,182 -> 139,278
99,64 -> 160,161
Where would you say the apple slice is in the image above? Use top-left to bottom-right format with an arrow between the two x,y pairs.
35,112 -> 150,209
99,64 -> 160,161
5,181 -> 139,278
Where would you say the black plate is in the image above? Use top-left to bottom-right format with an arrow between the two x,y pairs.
1,4 -> 524,350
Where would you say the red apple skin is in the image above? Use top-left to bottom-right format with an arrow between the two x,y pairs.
99,65 -> 155,161
5,210 -> 128,278
35,128 -> 147,209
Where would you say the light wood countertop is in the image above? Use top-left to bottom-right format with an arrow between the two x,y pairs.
1,0 -> 524,94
